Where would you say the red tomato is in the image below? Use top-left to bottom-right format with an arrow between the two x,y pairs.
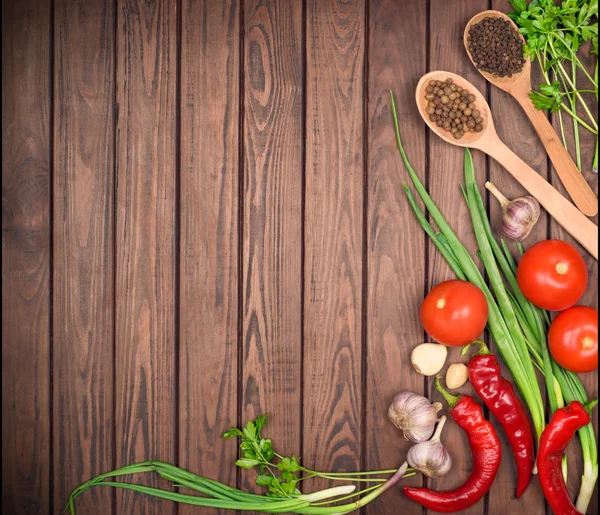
420,280 -> 488,347
516,240 -> 588,311
548,306 -> 598,373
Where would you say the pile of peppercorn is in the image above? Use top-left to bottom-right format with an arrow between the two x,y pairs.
425,78 -> 483,140
468,17 -> 525,77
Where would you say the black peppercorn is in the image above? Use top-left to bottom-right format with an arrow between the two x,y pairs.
468,17 -> 525,77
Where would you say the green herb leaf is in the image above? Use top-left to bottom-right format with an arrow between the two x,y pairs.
221,427 -> 244,439
530,90 -> 563,112
255,474 -> 274,487
235,458 -> 261,469
254,413 -> 268,433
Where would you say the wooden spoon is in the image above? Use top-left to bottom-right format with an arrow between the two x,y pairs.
416,71 -> 598,260
464,10 -> 598,217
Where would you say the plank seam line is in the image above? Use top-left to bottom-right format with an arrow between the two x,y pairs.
236,0 -> 246,493
174,2 -> 183,514
423,0 -> 431,504
299,0 -> 308,489
111,0 -> 118,513
49,0 -> 56,512
359,1 -> 369,513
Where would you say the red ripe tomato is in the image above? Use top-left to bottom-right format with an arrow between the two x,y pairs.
516,240 -> 588,311
548,306 -> 598,373
420,280 -> 488,347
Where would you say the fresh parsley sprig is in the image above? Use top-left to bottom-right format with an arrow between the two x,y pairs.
509,0 -> 598,172
222,414 -> 405,499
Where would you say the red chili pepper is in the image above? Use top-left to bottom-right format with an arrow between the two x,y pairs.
538,401 -> 590,515
462,340 -> 534,498
403,376 -> 501,513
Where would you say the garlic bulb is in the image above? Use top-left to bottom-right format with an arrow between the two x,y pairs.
486,181 -> 540,242
407,415 -> 452,478
388,392 -> 443,443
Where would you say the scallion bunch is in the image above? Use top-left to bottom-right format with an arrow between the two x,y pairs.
66,414 -> 416,514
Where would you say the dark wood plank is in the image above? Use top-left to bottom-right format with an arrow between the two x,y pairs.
550,45 -> 598,513
241,0 -> 303,492
179,1 -> 240,512
304,0 -> 365,489
365,0 -> 427,512
1,1 -> 51,513
53,0 -> 115,512
485,2 -> 547,512
115,0 -> 177,513
428,2 -> 487,514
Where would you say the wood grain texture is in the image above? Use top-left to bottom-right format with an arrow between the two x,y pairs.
550,45 -> 599,513
115,0 -> 176,513
53,0 -> 115,512
304,0 -> 365,489
179,1 -> 240,512
241,0 -> 303,493
487,3 -> 547,512
427,2 -> 488,514
1,1 -> 51,513
365,0 -> 427,512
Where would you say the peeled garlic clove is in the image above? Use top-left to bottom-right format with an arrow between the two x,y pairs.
446,363 -> 469,389
411,343 -> 447,376
388,392 -> 443,443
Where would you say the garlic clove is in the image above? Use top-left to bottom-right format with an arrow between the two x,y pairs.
411,343 -> 447,376
446,363 -> 469,389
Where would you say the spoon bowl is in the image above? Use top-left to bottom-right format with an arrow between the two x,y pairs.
463,10 -> 532,95
415,71 -> 494,149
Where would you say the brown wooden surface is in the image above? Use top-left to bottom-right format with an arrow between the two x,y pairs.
241,0 -> 303,495
2,1 -> 51,514
179,2 -> 240,514
2,0 -> 598,514
53,1 -> 115,513
114,0 -> 177,513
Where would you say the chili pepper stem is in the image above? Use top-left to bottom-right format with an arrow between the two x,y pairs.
461,339 -> 490,357
434,375 -> 459,408
584,398 -> 598,413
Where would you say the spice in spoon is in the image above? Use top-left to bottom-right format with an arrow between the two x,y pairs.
424,77 -> 483,140
467,17 -> 525,78
485,181 -> 540,242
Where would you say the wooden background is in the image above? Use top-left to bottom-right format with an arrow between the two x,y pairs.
2,0 -> 598,513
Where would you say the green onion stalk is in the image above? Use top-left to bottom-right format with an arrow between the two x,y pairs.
390,91 -> 597,512
66,461 -> 416,514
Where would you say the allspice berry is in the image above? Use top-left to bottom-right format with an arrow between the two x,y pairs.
424,77 -> 483,140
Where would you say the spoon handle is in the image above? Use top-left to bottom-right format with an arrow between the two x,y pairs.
514,92 -> 598,217
485,140 -> 598,260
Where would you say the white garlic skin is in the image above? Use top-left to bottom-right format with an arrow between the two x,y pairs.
502,196 -> 540,242
407,439 -> 452,478
388,392 -> 442,443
